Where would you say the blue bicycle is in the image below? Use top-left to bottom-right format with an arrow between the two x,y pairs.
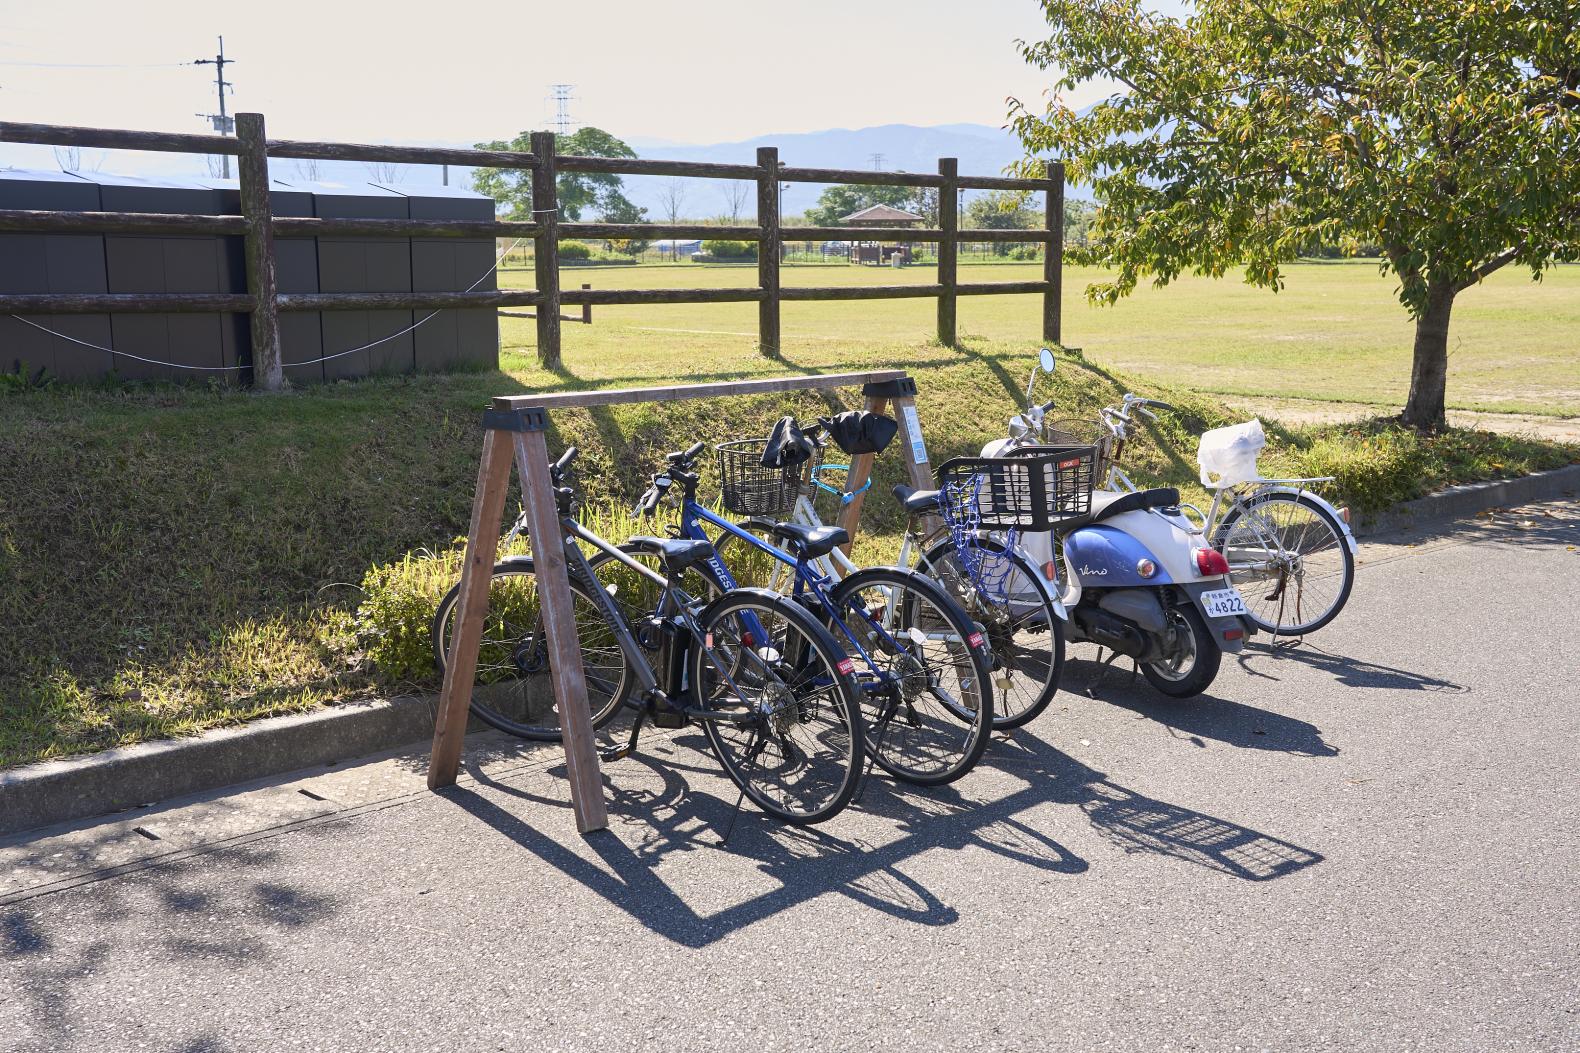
634,441 -> 995,787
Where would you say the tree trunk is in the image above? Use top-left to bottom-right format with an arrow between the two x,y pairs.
1401,284 -> 1456,430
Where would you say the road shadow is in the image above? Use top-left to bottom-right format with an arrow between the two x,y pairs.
441,725 -> 1320,948
1061,653 -> 1341,756
1234,641 -> 1466,694
0,831 -> 343,1052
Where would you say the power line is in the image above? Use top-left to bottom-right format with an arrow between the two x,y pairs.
0,60 -> 190,69
192,36 -> 234,177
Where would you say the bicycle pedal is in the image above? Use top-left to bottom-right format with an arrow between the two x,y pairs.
600,745 -> 634,762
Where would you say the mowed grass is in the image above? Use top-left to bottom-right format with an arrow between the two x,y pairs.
502,259 -> 1580,415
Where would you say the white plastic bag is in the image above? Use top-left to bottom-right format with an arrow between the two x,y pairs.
1197,418 -> 1266,489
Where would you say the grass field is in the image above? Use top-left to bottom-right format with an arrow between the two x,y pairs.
2,256 -> 1577,770
499,259 -> 1580,415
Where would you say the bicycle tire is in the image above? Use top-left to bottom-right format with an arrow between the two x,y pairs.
829,566 -> 995,786
691,588 -> 865,825
1213,491 -> 1355,636
430,559 -> 633,741
916,537 -> 1065,730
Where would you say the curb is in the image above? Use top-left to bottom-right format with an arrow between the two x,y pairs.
1355,462 -> 1580,537
0,694 -> 441,838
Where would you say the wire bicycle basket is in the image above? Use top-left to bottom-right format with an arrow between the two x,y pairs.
937,445 -> 1097,532
716,438 -> 818,517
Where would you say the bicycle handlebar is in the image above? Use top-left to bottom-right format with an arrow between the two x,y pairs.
553,446 -> 579,474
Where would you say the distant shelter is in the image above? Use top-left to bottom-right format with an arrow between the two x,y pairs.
840,203 -> 922,264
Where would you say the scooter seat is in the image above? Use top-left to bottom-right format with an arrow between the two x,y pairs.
892,484 -> 942,515
1054,487 -> 1180,534
769,522 -> 849,559
625,535 -> 716,572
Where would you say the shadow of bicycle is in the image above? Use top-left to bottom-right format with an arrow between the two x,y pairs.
441,724 -> 1322,948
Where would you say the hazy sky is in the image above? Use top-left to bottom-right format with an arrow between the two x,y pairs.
0,0 -> 1173,146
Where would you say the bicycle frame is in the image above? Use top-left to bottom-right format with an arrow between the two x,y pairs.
551,512 -> 790,729
676,498 -> 905,689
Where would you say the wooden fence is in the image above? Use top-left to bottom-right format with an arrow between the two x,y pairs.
0,115 -> 1063,389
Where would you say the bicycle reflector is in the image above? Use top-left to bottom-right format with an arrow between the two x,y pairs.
1194,547 -> 1230,576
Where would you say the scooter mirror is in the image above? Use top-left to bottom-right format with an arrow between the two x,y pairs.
1039,347 -> 1056,374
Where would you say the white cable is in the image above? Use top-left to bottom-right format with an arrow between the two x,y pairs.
7,236 -> 528,373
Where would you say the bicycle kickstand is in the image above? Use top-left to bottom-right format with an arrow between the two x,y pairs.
599,709 -> 647,763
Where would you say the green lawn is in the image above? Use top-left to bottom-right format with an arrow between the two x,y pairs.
503,259 -> 1580,415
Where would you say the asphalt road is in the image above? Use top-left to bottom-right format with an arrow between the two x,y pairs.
3,501 -> 1577,1053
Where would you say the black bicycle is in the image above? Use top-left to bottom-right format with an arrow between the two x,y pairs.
432,446 -> 866,825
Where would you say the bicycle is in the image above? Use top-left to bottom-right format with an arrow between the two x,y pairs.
709,420 -> 1067,734
638,440 -> 997,787
430,446 -> 867,826
1035,385 -> 1357,637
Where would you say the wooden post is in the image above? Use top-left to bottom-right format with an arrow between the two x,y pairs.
936,157 -> 958,347
581,282 -> 591,325
1044,160 -> 1064,346
531,131 -> 562,370
428,427 -> 515,790
756,146 -> 781,357
512,427 -> 608,835
235,113 -> 283,391
834,393 -> 889,559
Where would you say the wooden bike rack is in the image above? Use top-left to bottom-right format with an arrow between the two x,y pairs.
426,369 -> 936,834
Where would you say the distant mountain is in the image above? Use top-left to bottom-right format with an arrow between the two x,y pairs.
0,121 -> 1071,220
625,122 -> 1034,217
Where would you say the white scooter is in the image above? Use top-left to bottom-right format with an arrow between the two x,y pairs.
985,350 -> 1254,698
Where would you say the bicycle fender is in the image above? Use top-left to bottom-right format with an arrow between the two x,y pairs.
1252,487 -> 1358,554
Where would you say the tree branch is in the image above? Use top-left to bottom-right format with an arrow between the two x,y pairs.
1456,246 -> 1522,292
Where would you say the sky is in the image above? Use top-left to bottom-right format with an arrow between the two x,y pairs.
0,0 -> 1164,147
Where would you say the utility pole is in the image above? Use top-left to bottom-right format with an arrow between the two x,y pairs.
548,84 -> 576,137
193,36 -> 235,177
869,152 -> 885,172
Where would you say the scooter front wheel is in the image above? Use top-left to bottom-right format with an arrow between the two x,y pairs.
1140,602 -> 1220,699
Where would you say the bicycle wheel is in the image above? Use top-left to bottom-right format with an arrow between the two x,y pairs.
431,559 -> 632,741
1213,491 -> 1355,635
691,588 -> 865,825
829,567 -> 994,785
916,537 -> 1064,730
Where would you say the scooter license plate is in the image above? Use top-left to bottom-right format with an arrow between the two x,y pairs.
1200,587 -> 1249,618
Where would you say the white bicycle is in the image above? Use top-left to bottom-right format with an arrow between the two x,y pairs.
1031,384 -> 1358,638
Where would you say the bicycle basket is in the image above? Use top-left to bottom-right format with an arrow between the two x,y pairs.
716,438 -> 815,516
939,445 -> 1096,531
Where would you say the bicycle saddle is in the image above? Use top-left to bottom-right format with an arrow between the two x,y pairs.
892,484 -> 942,515
768,522 -> 848,559
625,535 -> 716,572
1053,487 -> 1181,534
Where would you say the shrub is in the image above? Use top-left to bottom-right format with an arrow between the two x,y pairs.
557,240 -> 592,259
702,239 -> 755,260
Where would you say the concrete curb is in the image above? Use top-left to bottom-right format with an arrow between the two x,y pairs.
0,694 -> 440,838
1355,462 -> 1580,536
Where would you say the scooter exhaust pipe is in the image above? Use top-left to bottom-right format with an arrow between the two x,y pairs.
1073,607 -> 1148,658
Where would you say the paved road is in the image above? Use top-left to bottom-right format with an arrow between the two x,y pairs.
3,502 -> 1578,1053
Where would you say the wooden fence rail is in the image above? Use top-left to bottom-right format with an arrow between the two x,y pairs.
0,115 -> 1064,388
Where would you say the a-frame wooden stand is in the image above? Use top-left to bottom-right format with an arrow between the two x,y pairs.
426,370 -> 934,834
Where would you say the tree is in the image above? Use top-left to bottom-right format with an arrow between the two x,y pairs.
471,126 -> 646,222
658,179 -> 688,259
364,160 -> 405,183
966,189 -> 1039,255
802,183 -> 922,226
723,179 -> 750,224
1011,0 -> 1580,428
